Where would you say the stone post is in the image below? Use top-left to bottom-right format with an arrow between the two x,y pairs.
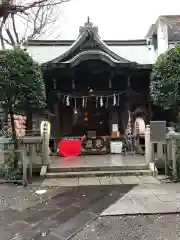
41,122 -> 50,166
29,144 -> 36,180
145,125 -> 152,164
157,143 -> 163,159
171,137 -> 177,181
166,127 -> 177,180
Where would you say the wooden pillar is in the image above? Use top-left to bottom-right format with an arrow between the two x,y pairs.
52,103 -> 61,151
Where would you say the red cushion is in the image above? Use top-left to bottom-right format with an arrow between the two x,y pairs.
58,139 -> 81,157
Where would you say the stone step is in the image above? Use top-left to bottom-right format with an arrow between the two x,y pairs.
48,164 -> 149,173
46,169 -> 151,178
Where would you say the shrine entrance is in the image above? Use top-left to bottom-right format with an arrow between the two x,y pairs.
72,106 -> 109,137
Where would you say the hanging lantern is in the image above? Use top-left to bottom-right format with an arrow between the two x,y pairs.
74,109 -> 78,114
84,112 -> 88,121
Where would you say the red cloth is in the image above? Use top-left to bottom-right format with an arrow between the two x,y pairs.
58,139 -> 81,157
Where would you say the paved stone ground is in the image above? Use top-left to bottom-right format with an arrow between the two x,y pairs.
101,183 -> 180,215
0,185 -> 135,240
1,182 -> 180,239
71,214 -> 180,240
42,175 -> 161,187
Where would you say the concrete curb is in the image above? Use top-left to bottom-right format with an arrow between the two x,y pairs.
101,211 -> 180,216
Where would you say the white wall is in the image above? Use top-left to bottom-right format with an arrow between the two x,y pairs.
157,17 -> 168,56
27,45 -> 68,64
110,45 -> 155,64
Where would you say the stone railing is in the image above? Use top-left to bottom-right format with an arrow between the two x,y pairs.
0,131 -> 50,185
145,125 -> 180,180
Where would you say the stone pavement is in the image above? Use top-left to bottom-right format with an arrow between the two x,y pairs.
0,185 -> 134,240
101,183 -> 180,215
0,181 -> 68,211
42,175 -> 161,187
71,214 -> 180,240
1,180 -> 180,239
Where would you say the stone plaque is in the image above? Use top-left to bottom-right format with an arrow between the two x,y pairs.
150,121 -> 166,143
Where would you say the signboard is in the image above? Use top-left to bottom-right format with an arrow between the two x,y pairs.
112,124 -> 118,132
150,121 -> 166,143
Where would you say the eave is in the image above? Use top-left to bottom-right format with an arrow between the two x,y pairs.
26,39 -> 148,47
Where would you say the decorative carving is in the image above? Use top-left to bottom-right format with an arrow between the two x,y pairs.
79,16 -> 99,36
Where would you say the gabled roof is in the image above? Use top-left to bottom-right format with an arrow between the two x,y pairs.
42,18 -> 138,68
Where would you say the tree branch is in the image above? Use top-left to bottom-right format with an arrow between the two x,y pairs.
0,16 -> 6,49
5,26 -> 15,45
11,13 -> 19,44
0,0 -> 69,47
0,0 -> 70,18
2,37 -> 12,45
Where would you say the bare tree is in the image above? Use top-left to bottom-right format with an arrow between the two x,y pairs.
0,0 -> 69,18
0,0 -> 70,48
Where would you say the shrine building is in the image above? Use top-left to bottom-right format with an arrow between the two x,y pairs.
25,15 -> 180,154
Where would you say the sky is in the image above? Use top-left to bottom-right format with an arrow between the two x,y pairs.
54,0 -> 180,40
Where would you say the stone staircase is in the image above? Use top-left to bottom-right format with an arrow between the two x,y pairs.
45,164 -> 152,178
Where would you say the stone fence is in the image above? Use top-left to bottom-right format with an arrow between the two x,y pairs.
145,125 -> 180,180
0,128 -> 50,185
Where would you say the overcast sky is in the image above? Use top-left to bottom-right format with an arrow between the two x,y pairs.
55,0 -> 180,40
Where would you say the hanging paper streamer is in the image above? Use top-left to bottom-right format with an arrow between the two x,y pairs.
74,98 -> 77,114
100,97 -> 103,107
113,94 -> 116,106
58,91 -> 126,108
66,95 -> 70,106
82,97 -> 85,108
